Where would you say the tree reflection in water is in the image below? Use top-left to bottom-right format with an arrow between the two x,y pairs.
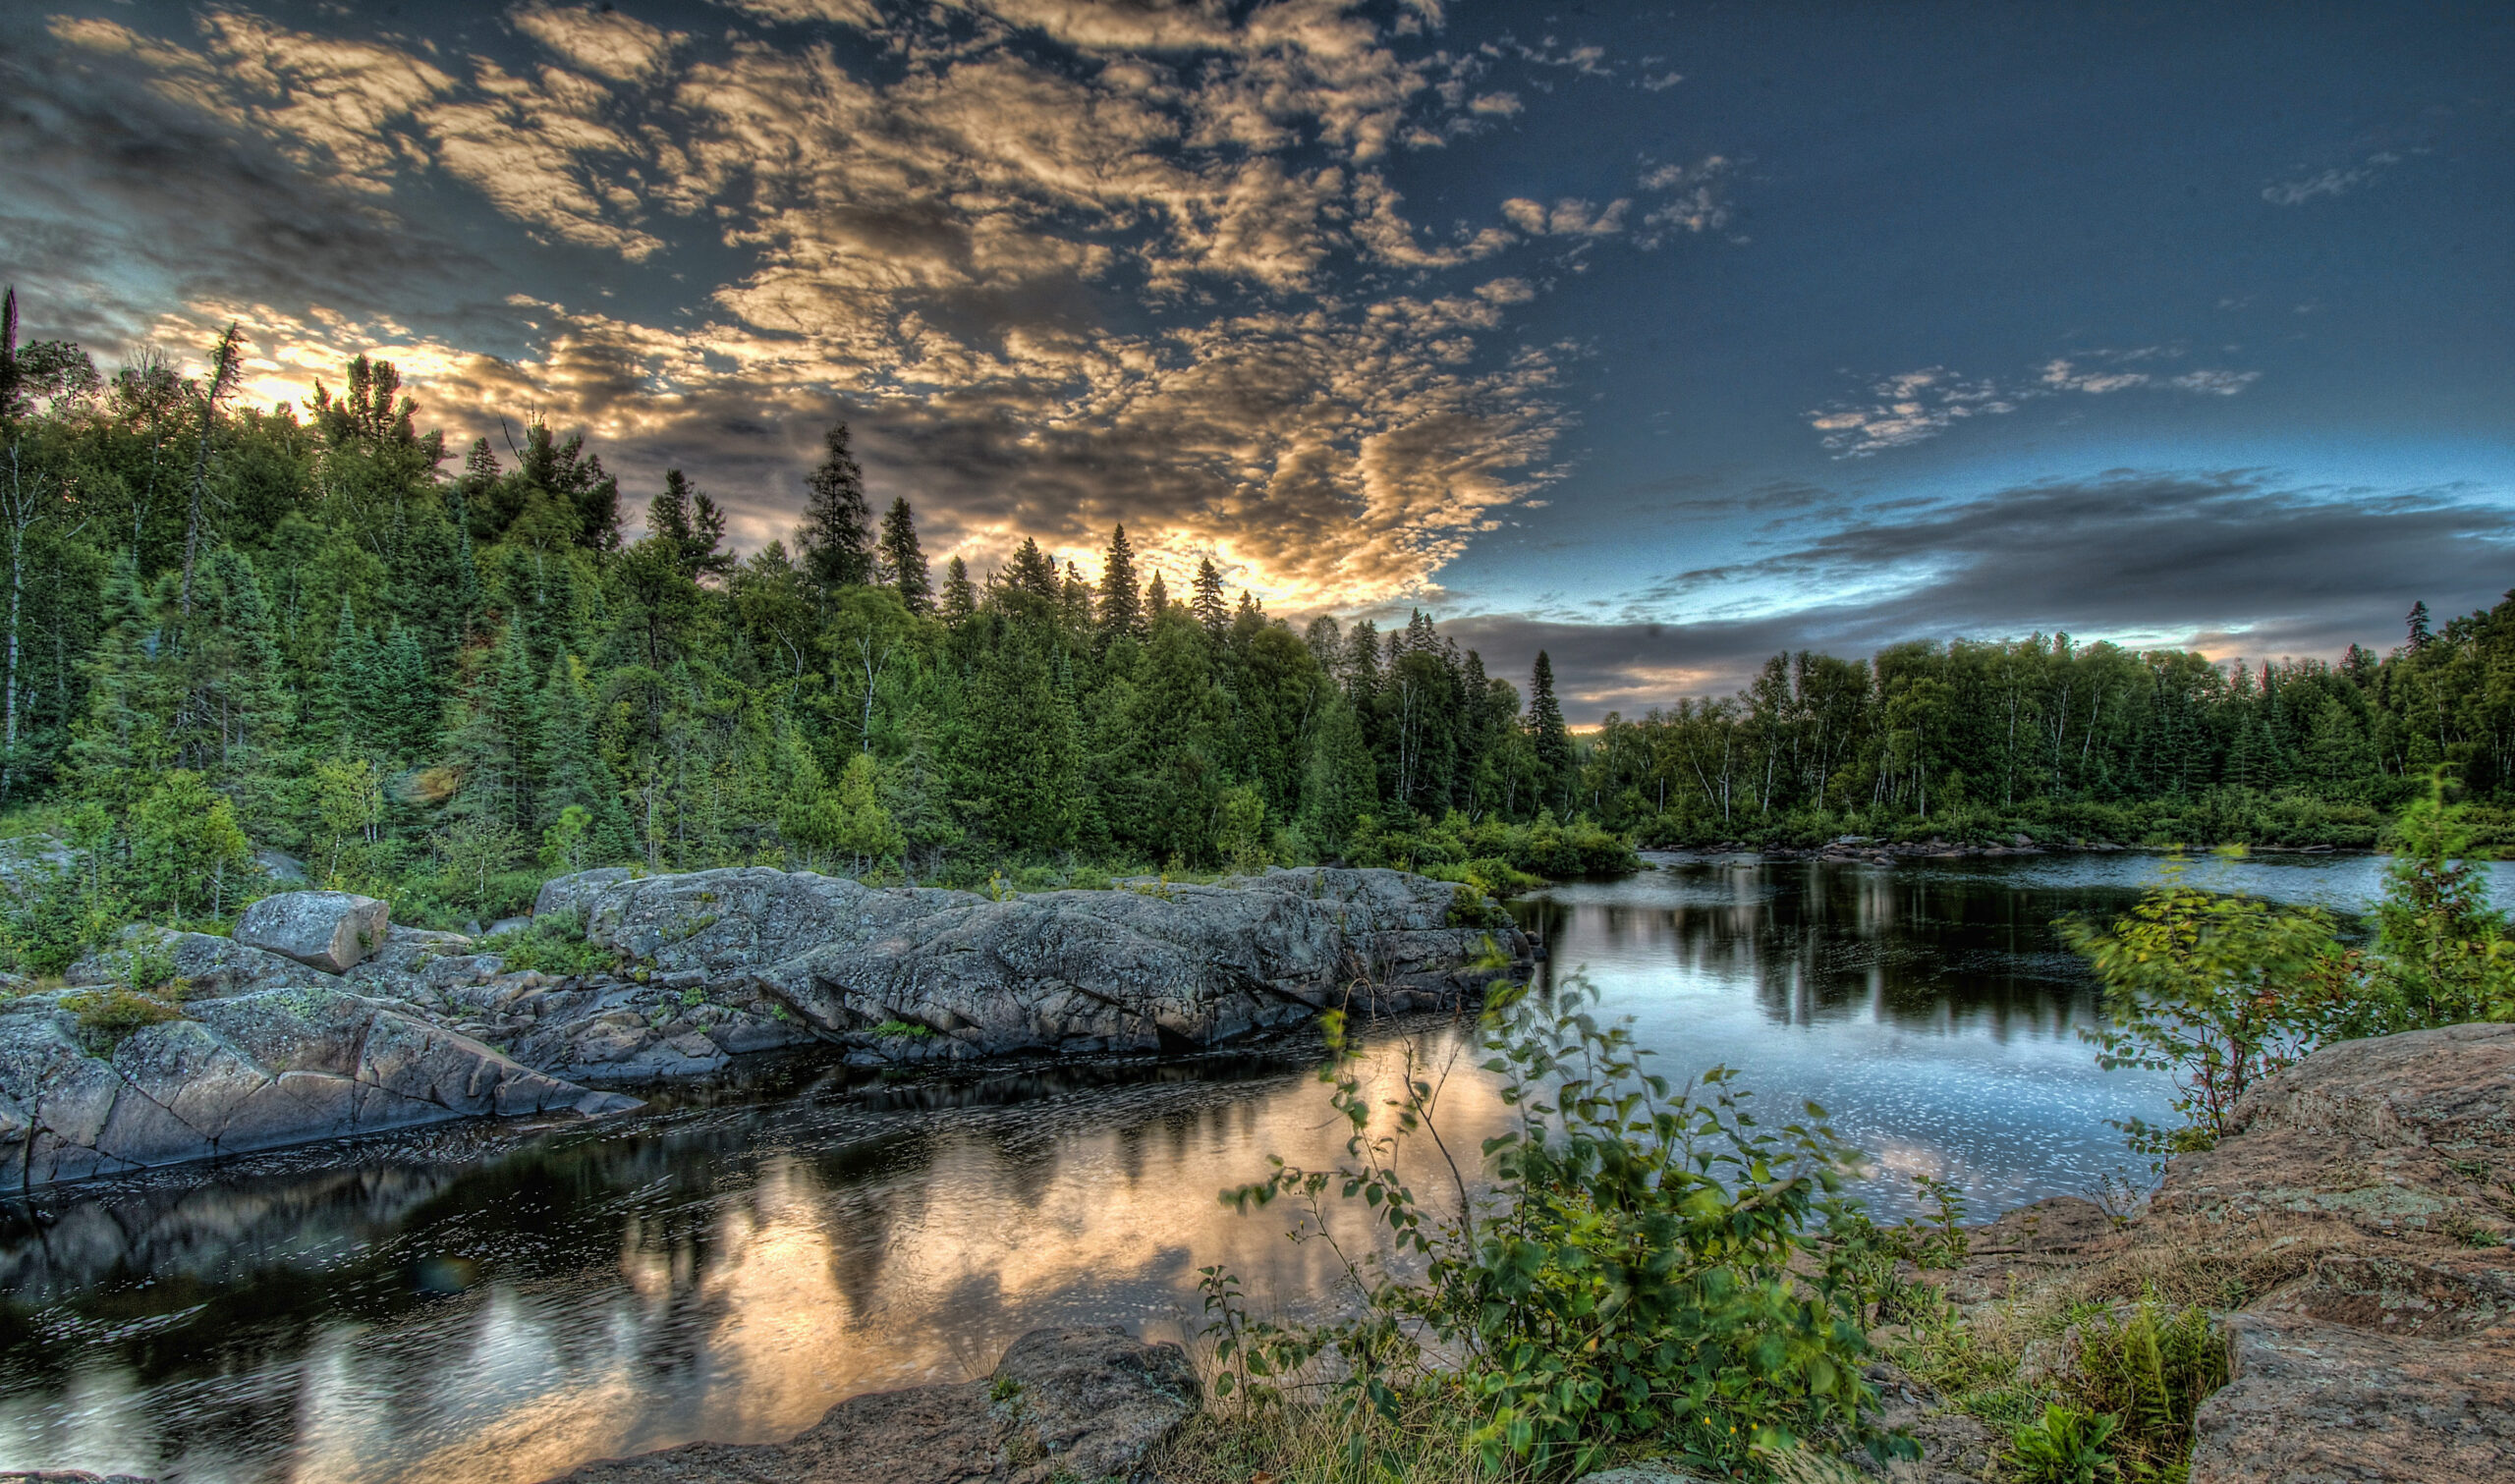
4,855 -> 2351,1484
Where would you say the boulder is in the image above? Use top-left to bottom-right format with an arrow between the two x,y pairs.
234,891 -> 390,974
0,986 -> 640,1189
543,1325 -> 1196,1484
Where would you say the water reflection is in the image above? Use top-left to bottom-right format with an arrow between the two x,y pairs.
3,853 -> 2467,1483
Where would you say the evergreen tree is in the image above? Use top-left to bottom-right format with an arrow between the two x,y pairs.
876,496 -> 930,612
798,423 -> 873,599
1299,687 -> 1378,855
1192,557 -> 1229,636
940,554 -> 978,624
1007,537 -> 1059,604
1146,570 -> 1170,616
1096,524 -> 1143,641
1530,650 -> 1574,814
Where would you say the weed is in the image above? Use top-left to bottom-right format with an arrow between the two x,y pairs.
869,1018 -> 933,1038
680,986 -> 704,1008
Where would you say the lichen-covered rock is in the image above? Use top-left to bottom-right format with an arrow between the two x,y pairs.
2152,1020 -> 2515,1242
234,890 -> 391,973
2189,1309 -> 2515,1483
68,928 -> 338,998
0,986 -> 639,1189
545,865 -> 1527,1063
543,1325 -> 1195,1484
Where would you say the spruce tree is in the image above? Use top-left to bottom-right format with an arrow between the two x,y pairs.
1529,649 -> 1575,814
1096,525 -> 1143,641
1008,537 -> 1059,603
798,423 -> 873,600
940,554 -> 977,624
1192,557 -> 1228,637
876,497 -> 930,612
1145,570 -> 1170,616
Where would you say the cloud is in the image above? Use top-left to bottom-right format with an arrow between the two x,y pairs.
1813,349 -> 2261,456
1633,154 -> 1731,244
2262,150 -> 2401,206
1500,196 -> 1629,237
15,0 -> 1752,611
1450,472 -> 2515,716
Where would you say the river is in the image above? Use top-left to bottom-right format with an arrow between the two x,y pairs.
0,852 -> 2488,1482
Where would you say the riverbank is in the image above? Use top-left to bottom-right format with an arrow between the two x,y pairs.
0,866 -> 1528,1190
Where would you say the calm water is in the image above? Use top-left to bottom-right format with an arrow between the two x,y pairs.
1,852 -> 2490,1483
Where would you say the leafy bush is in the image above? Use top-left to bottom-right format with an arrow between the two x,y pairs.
867,1018 -> 934,1038
1203,970 -> 1893,1476
2059,854 -> 2341,1159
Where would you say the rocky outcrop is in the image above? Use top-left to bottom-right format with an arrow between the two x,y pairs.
1875,1021 -> 2515,1484
2163,1021 -> 2515,1483
545,1325 -> 1198,1484
234,890 -> 390,973
559,864 -> 1526,1063
0,985 -> 639,1188
67,927 -> 332,998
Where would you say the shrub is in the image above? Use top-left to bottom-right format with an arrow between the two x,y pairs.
2059,854 -> 2341,1159
868,1018 -> 933,1038
479,913 -> 615,976
1203,969 -> 1893,1476
59,983 -> 184,1055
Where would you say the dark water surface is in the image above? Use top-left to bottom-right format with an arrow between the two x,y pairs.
1,852 -> 2487,1482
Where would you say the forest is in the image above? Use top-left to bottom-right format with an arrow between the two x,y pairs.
0,299 -> 2507,953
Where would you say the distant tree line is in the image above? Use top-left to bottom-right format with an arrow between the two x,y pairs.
0,299 -> 2498,944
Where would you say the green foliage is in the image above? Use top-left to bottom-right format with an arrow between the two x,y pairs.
127,771 -> 254,921
2060,854 -> 2343,1158
2353,773 -> 2515,1029
59,985 -> 184,1054
1207,971 -> 1894,1476
1348,808 -> 1638,882
2065,1300 -> 2227,1480
2005,1404 -> 2121,1484
868,1018 -> 934,1038
479,913 -> 613,976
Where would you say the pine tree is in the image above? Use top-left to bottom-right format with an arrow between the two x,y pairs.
876,497 -> 930,612
1192,557 -> 1228,637
1530,649 -> 1574,814
798,423 -> 873,600
1096,524 -> 1143,641
2407,601 -> 2433,651
1145,570 -> 1170,616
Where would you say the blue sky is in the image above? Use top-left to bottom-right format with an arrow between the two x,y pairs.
3,0 -> 2509,713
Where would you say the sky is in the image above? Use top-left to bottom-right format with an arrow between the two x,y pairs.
2,0 -> 2510,716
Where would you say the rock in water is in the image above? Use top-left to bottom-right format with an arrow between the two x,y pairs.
0,986 -> 639,1189
234,891 -> 391,974
543,1325 -> 1197,1484
549,865 -> 1528,1061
